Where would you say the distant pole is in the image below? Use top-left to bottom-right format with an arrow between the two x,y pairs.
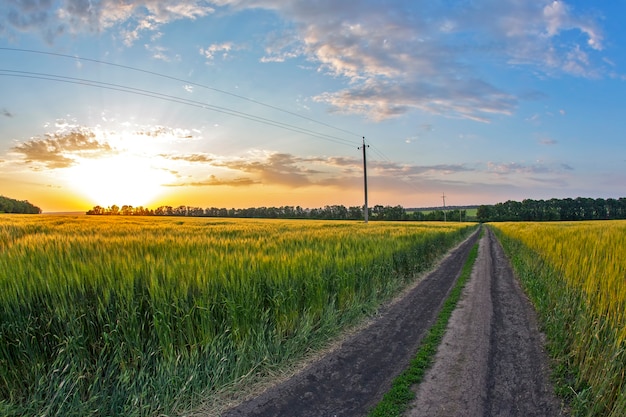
442,192 -> 446,222
359,137 -> 370,223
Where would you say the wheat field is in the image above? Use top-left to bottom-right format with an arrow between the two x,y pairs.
492,221 -> 626,417
0,214 -> 475,416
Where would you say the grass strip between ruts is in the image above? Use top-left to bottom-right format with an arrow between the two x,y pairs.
368,239 -> 480,417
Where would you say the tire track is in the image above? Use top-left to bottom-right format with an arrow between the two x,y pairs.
485,228 -> 564,417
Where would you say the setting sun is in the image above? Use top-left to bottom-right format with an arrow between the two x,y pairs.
63,153 -> 174,208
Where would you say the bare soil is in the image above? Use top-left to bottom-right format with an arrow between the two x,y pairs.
212,227 -> 565,417
408,228 -> 566,417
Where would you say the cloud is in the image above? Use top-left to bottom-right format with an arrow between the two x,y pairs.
2,1 -> 606,122
135,126 -> 195,138
0,0 -> 215,45
164,153 -> 215,163
172,150 -> 475,190
200,42 -> 241,61
1,108 -> 13,117
165,174 -> 257,187
145,43 -> 179,61
539,137 -> 558,145
486,160 -> 570,176
543,1 -> 603,50
314,78 -> 517,122
213,152 -> 323,187
217,0 -> 605,121
12,130 -> 114,169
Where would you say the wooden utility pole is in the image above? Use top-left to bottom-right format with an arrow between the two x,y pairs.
359,137 -> 369,223
442,192 -> 447,222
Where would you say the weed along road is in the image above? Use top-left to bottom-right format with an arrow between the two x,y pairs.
216,227 -> 565,417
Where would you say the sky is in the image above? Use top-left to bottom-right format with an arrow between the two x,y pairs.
0,0 -> 625,213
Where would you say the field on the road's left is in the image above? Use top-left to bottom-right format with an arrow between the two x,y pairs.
0,214 -> 475,417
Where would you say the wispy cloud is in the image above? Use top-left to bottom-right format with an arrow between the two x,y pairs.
161,149 -> 474,190
12,130 -> 114,169
486,160 -> 572,176
539,137 -> 558,146
200,42 -> 241,61
10,123 -> 198,170
1,108 -> 12,117
165,174 -> 257,187
0,0 -> 214,45
164,153 -> 215,163
144,43 -> 179,62
0,0 -> 607,124
135,126 -> 195,138
213,152 -> 322,187
220,0 -> 605,121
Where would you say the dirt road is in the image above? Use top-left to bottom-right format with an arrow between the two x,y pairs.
217,228 -> 565,417
408,227 -> 565,416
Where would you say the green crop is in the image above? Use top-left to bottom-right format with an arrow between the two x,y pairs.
492,221 -> 626,417
0,215 -> 475,416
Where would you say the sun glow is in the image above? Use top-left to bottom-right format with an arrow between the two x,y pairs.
64,153 -> 174,208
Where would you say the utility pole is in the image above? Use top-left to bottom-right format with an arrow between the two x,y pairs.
442,192 -> 446,222
359,136 -> 369,223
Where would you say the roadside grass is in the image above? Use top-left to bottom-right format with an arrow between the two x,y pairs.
492,221 -> 626,417
368,237 -> 480,416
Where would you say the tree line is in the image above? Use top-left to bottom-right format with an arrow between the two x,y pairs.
86,203 -> 469,221
476,197 -> 626,222
0,195 -> 41,214
86,197 -> 626,222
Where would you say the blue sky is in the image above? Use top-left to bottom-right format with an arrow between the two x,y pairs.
0,0 -> 624,212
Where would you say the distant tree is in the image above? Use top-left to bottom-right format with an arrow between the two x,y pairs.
188,206 -> 204,216
134,206 -> 153,216
476,197 -> 626,222
86,205 -> 105,215
172,205 -> 187,216
477,205 -> 492,222
348,206 -> 363,220
0,195 -> 41,214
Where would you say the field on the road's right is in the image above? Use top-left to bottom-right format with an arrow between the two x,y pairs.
492,221 -> 626,417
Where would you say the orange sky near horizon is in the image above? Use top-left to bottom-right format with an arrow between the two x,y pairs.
3,1 -> 625,213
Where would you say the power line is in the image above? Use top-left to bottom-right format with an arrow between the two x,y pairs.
1,49 -> 446,207
0,69 -> 359,148
366,139 -> 393,163
364,135 -> 425,195
0,47 -> 362,140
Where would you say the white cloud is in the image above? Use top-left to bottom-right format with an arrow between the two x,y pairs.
486,160 -> 572,177
213,0 -> 605,121
539,137 -> 558,145
543,1 -> 603,50
144,44 -> 178,61
200,42 -> 239,61
1,0 -> 608,122
1,0 -> 215,45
